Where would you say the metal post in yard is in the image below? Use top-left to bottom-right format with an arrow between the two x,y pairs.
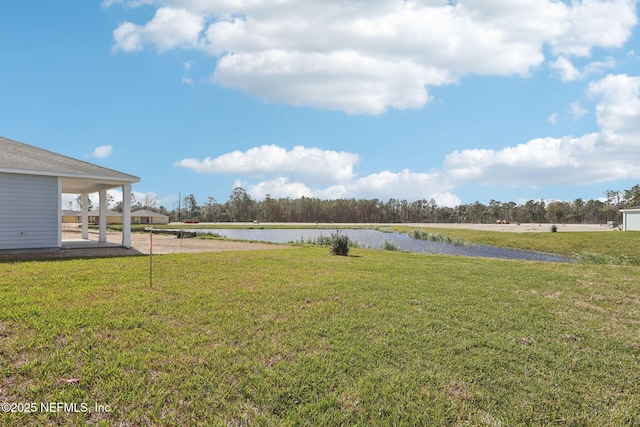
149,229 -> 153,288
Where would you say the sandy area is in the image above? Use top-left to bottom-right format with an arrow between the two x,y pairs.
72,228 -> 291,255
404,222 -> 616,233
0,226 -> 291,261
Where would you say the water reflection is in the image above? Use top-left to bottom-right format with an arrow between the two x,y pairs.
181,228 -> 571,262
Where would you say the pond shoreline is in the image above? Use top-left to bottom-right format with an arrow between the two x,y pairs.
161,227 -> 573,263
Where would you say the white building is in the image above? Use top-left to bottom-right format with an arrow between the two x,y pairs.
621,206 -> 640,231
0,136 -> 140,251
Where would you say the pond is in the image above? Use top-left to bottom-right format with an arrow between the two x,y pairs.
182,228 -> 571,262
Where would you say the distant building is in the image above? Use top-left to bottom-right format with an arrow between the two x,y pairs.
62,210 -> 81,223
88,210 -> 122,225
0,136 -> 139,250
132,209 -> 170,225
620,206 -> 640,231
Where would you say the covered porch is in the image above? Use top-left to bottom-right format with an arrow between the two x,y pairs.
61,177 -> 136,248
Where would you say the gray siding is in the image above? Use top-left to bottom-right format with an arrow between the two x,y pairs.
624,211 -> 640,231
0,173 -> 59,249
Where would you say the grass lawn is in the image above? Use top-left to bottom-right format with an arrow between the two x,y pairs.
1,247 -> 640,425
397,227 -> 640,259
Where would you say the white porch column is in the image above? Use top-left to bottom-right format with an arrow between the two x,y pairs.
81,193 -> 89,239
98,189 -> 107,243
57,178 -> 62,248
121,184 -> 132,248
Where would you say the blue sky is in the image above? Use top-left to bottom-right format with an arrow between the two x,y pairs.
1,1 -> 639,211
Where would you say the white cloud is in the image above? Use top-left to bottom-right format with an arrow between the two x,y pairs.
211,50 -> 449,115
110,0 -> 638,114
549,0 -> 638,57
587,73 -> 640,141
112,22 -> 143,52
182,61 -> 196,84
246,177 -> 319,200
569,101 -> 588,120
550,56 -> 582,82
91,145 -> 113,158
102,0 -> 154,8
548,112 -> 558,124
442,134 -> 601,186
243,171 -> 461,207
583,57 -> 617,76
176,144 -> 463,205
550,55 -> 617,82
112,7 -> 204,53
175,145 -> 360,185
354,170 -> 461,206
61,188 -> 128,210
442,74 -> 640,188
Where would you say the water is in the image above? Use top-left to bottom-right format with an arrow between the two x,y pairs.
184,228 -> 571,262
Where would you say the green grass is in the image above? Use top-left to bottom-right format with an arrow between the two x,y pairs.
392,227 -> 640,259
1,247 -> 640,425
573,252 -> 640,266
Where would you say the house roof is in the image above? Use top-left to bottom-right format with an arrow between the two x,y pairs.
132,209 -> 169,218
0,136 -> 140,194
88,210 -> 122,217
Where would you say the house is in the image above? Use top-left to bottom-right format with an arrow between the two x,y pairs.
61,210 -> 81,223
132,209 -> 170,225
88,210 -> 122,225
0,136 -> 140,250
620,206 -> 640,231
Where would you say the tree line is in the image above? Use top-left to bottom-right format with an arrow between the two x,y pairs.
116,185 -> 640,225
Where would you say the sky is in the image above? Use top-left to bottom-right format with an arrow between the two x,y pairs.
1,0 -> 640,211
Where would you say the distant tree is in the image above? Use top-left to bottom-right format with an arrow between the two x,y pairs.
605,190 -> 623,222
488,199 -> 502,222
134,183 -> 640,226
524,200 -> 545,223
114,193 -> 141,212
131,193 -> 142,210
202,196 -> 221,222
571,198 -> 585,223
469,201 -> 487,223
227,187 -> 254,221
546,201 -> 570,224
183,194 -> 200,220
624,184 -> 640,207
142,193 -> 159,210
75,195 -> 94,211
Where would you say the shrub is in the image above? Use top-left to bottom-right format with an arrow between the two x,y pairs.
329,230 -> 350,256
382,239 -> 399,251
409,229 -> 469,246
197,232 -> 223,239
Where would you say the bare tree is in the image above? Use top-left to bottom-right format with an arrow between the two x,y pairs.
75,195 -> 94,211
142,192 -> 159,210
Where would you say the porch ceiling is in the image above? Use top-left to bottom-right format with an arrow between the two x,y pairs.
61,177 -> 134,194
